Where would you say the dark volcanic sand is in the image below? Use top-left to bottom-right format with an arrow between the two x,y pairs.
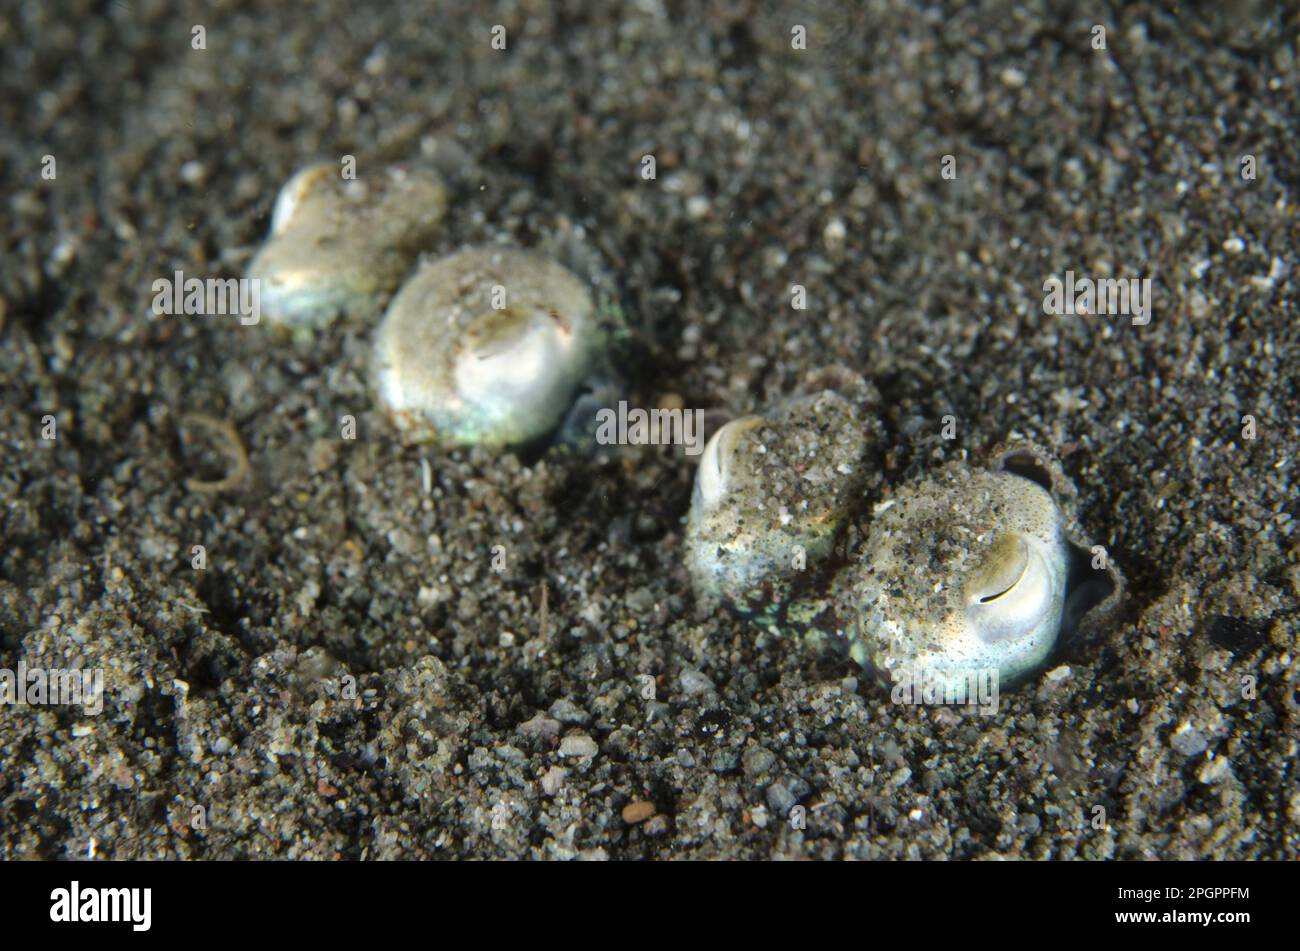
1,0 -> 1297,859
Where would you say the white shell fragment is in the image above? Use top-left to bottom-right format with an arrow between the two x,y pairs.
843,465 -> 1072,690
372,247 -> 606,447
248,162 -> 449,329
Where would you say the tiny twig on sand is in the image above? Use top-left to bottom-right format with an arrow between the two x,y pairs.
539,580 -> 550,640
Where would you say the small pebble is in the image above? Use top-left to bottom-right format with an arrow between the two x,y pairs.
540,766 -> 567,796
678,667 -> 716,696
741,746 -> 777,778
621,800 -> 656,824
517,713 -> 561,740
641,815 -> 670,837
179,160 -> 207,186
1198,757 -> 1230,784
559,732 -> 598,758
765,775 -> 811,814
1171,722 -> 1208,757
549,698 -> 590,724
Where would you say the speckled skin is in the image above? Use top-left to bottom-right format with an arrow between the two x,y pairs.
247,162 -> 449,329
843,465 -> 1071,691
372,247 -> 605,447
684,385 -> 874,622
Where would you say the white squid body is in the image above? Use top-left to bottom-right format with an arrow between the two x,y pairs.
372,247 -> 605,447
844,466 -> 1071,691
248,162 -> 449,330
684,389 -> 871,617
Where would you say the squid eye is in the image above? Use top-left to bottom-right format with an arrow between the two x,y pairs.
695,416 -> 764,509
968,534 -> 1029,603
454,306 -> 569,406
966,534 -> 1056,643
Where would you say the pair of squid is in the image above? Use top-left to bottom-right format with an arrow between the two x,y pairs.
684,371 -> 1123,693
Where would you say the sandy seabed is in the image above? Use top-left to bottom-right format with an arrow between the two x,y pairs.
1,0 -> 1297,859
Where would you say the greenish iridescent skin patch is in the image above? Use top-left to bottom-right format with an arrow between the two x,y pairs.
750,591 -> 841,643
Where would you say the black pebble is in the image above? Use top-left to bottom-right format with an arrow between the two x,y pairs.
1205,614 -> 1266,654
